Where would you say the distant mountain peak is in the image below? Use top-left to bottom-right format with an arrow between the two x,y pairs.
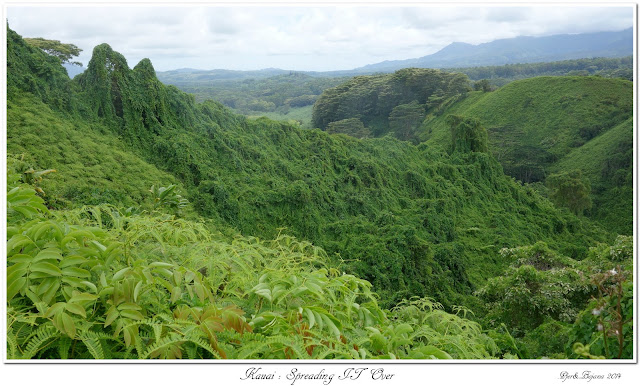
355,28 -> 632,73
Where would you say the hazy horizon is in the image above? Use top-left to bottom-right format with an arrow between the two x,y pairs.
6,4 -> 634,72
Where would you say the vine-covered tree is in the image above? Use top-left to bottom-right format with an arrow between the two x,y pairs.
447,115 -> 489,153
388,101 -> 425,142
474,79 -> 493,92
326,118 -> 371,139
24,37 -> 83,66
546,170 -> 592,215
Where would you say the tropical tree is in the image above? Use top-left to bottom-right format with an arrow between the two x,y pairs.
326,118 -> 371,139
24,37 -> 83,66
447,115 -> 489,153
546,170 -> 592,215
388,101 -> 425,142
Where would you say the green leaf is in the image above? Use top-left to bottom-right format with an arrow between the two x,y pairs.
321,314 -> 341,339
7,262 -> 29,283
120,310 -> 144,320
394,323 -> 413,336
104,307 -> 119,327
44,302 -> 67,318
61,276 -> 84,288
61,312 -> 76,338
7,277 -> 27,301
254,288 -> 272,302
148,262 -> 174,269
69,292 -> 98,303
305,308 -> 315,329
59,256 -> 88,268
420,345 -> 453,360
194,282 -> 205,301
31,261 -> 62,277
133,281 -> 143,302
117,303 -> 142,311
173,270 -> 183,285
33,248 -> 63,262
112,267 -> 130,281
80,281 -> 98,293
90,240 -> 107,252
65,302 -> 87,318
8,254 -> 32,264
36,277 -> 58,296
170,286 -> 182,303
41,280 -> 60,304
61,267 -> 91,278
7,235 -> 34,254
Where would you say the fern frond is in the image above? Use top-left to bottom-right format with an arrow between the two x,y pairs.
21,324 -> 60,359
81,335 -> 105,359
139,334 -> 185,359
57,336 -> 72,359
6,330 -> 19,359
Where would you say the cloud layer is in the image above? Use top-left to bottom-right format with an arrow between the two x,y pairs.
7,5 -> 633,71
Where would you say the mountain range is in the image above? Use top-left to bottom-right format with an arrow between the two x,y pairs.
355,28 -> 633,73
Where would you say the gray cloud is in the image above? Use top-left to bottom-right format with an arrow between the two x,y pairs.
6,4 -> 634,72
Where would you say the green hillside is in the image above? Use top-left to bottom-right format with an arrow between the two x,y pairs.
423,77 -> 632,180
551,118 -> 633,234
6,27 -> 633,360
420,76 -> 632,233
7,91 -> 182,210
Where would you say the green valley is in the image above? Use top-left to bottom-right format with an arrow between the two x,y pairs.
6,25 -> 634,360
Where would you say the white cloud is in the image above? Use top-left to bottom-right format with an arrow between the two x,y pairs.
6,4 -> 634,72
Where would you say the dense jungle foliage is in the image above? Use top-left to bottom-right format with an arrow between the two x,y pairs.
6,26 -> 634,359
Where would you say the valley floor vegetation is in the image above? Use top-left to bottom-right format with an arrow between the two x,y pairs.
6,26 -> 634,359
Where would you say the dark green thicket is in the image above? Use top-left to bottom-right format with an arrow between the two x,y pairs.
312,68 -> 471,137
6,27 -> 615,314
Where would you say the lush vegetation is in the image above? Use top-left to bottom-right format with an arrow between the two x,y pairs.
312,68 -> 471,139
420,76 -> 632,234
6,26 -> 634,359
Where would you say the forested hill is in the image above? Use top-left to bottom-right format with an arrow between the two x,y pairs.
312,69 -> 632,235
7,27 -> 633,360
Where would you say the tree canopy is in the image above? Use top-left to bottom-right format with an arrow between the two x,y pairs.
24,37 -> 83,66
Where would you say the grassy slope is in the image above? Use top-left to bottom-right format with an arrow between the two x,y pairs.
422,76 -> 633,233
551,118 -> 633,234
7,91 -> 182,210
424,77 -> 631,167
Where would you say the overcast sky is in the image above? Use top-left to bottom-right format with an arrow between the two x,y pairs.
5,3 -> 634,72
